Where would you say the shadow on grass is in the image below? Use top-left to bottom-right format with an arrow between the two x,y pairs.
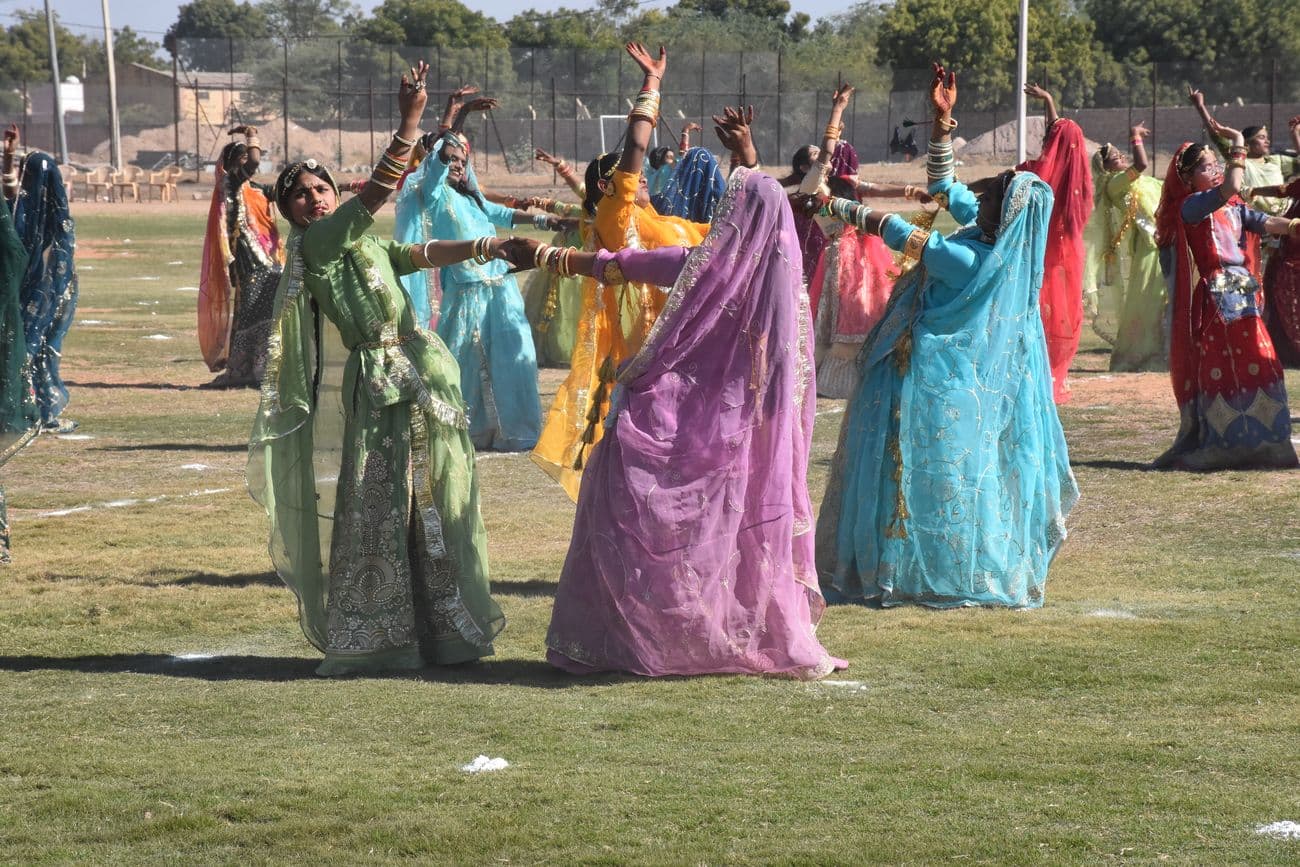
172,571 -> 281,587
490,579 -> 557,597
64,380 -> 194,391
1070,458 -> 1156,471
0,654 -> 599,687
93,442 -> 247,453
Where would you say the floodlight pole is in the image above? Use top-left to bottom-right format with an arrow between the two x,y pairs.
43,0 -> 69,163
101,0 -> 122,169
1015,0 -> 1029,163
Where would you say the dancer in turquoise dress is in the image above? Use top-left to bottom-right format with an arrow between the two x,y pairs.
813,64 -> 1078,609
402,97 -> 558,451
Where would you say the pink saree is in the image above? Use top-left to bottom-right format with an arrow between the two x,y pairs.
545,168 -> 844,679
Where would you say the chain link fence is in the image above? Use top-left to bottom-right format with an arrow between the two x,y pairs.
14,38 -> 1299,186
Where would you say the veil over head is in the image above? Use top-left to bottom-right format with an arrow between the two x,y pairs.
656,146 -> 727,223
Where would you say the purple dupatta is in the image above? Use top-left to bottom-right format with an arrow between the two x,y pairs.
545,169 -> 842,679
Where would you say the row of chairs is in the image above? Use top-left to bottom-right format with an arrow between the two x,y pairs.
61,165 -> 184,203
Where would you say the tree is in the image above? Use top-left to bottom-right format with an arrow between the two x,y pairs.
362,0 -> 507,48
258,0 -> 355,39
164,0 -> 271,70
504,8 -> 622,51
876,0 -> 1102,109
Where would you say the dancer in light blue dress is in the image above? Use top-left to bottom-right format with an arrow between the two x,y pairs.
403,118 -> 558,450
813,64 -> 1078,608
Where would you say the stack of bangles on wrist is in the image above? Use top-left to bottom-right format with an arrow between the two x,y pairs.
629,88 -> 660,123
245,136 -> 260,151
927,138 -> 955,184
532,212 -> 553,229
821,198 -> 873,233
1,171 -> 16,190
555,161 -> 574,178
533,243 -> 578,277
1289,218 -> 1300,237
824,123 -> 842,143
369,131 -> 418,190
470,236 -> 495,264
902,184 -> 919,200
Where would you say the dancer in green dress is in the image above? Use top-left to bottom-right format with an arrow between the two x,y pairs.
248,62 -> 505,675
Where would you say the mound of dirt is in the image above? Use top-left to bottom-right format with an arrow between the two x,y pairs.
957,115 -> 1100,160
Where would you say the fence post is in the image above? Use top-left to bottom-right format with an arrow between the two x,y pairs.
551,75 -> 557,183
529,51 -> 536,163
1150,62 -> 1157,176
170,54 -> 179,169
228,37 -> 235,125
1268,56 -> 1276,143
884,89 -> 892,163
776,49 -> 782,166
388,49 -> 395,136
572,49 -> 578,169
482,44 -> 489,173
337,40 -> 343,167
283,39 -> 291,165
699,49 -> 705,132
194,81 -> 201,183
368,76 -> 375,162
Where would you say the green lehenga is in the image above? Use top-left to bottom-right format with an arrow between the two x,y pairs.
248,197 -> 504,674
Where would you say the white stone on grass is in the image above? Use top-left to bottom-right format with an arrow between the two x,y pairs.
460,755 -> 509,773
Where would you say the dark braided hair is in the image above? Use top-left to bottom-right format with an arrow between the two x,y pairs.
583,151 -> 621,217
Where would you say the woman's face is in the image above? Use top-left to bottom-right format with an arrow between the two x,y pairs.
443,144 -> 467,185
635,173 -> 650,207
1246,127 -> 1270,158
286,170 -> 336,227
1103,148 -> 1128,172
1185,148 -> 1223,192
975,172 -> 1012,239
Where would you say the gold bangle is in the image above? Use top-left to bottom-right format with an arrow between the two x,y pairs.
1227,159 -> 1246,170
903,184 -> 916,200
392,131 -> 418,148
903,228 -> 931,260
1289,218 -> 1300,237
823,123 -> 841,140
937,116 -> 958,131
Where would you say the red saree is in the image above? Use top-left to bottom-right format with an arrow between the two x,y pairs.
1019,119 -> 1094,403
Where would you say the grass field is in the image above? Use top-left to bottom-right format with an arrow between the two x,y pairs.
1,206 -> 1298,864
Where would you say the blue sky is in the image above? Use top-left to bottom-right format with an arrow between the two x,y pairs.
19,0 -> 863,43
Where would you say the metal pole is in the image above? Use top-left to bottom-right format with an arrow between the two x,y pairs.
42,0 -> 68,164
194,81 -> 201,182
282,40 -> 290,164
171,52 -> 180,168
483,44 -> 489,173
337,40 -> 343,166
884,90 -> 892,162
1015,0 -> 1028,164
1268,57 -> 1276,147
1150,63 -> 1157,176
101,0 -> 121,169
368,76 -> 375,162
571,49 -> 578,165
22,80 -> 29,148
529,51 -> 536,163
776,49 -> 782,165
551,74 -> 557,184
698,50 -> 705,136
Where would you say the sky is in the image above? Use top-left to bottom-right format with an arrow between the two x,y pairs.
17,0 -> 863,44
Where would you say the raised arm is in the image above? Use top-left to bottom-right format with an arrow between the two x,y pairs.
438,85 -> 478,134
356,61 -> 428,215
1024,83 -> 1058,126
227,124 -> 262,181
1186,87 -> 1235,158
1129,122 -> 1150,174
679,121 -> 700,154
712,105 -> 759,171
617,42 -> 666,176
536,147 -> 585,198
801,84 -> 853,194
1217,122 -> 1248,203
856,180 -> 933,205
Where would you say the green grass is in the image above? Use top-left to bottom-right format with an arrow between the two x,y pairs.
2,210 -> 1299,864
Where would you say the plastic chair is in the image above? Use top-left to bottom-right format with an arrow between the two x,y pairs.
111,165 -> 143,202
59,165 -> 78,201
163,165 -> 182,203
146,169 -> 171,202
83,166 -> 113,202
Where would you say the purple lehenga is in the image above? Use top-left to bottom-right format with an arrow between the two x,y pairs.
545,168 -> 845,679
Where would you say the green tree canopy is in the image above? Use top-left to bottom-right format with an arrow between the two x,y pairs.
165,0 -> 271,69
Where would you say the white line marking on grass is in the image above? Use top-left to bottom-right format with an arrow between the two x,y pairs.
173,653 -> 214,660
143,334 -> 173,340
135,300 -> 159,306
474,451 -> 525,462
460,755 -> 509,773
55,434 -> 94,441
820,679 -> 869,691
175,286 -> 199,292
168,261 -> 185,266
133,276 -> 161,282
1088,608 -> 1138,619
816,406 -> 845,417
80,265 -> 94,271
179,463 -> 210,471
1255,821 -> 1300,840
34,488 -> 233,518
79,319 -> 112,325
1277,552 -> 1300,560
